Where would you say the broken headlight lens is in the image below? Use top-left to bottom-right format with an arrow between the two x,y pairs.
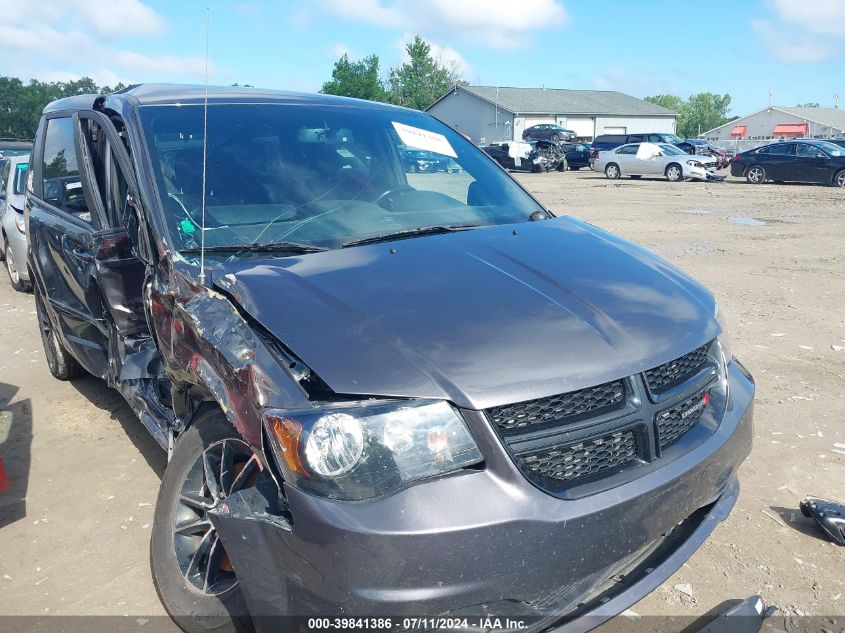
263,400 -> 483,500
715,303 -> 733,364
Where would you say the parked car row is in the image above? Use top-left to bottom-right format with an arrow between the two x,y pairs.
0,145 -> 33,292
594,142 -> 723,182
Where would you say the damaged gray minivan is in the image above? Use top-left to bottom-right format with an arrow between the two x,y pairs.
25,85 -> 754,633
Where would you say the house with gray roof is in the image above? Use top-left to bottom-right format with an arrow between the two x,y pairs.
702,105 -> 845,142
426,85 -> 678,143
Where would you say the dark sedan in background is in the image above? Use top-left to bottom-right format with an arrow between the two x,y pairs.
731,139 -> 845,186
522,123 -> 576,143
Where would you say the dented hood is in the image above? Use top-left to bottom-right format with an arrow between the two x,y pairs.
215,217 -> 718,410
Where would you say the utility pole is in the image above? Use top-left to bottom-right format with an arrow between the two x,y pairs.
768,88 -> 773,109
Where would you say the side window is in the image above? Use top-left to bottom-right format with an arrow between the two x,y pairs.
795,144 -> 823,158
770,143 -> 794,156
629,134 -> 646,142
41,116 -> 89,218
755,146 -> 771,155
617,144 -> 639,155
13,164 -> 28,195
647,134 -> 663,143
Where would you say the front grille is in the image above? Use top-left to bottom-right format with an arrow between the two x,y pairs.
517,429 -> 637,484
656,389 -> 710,449
644,344 -> 710,392
487,380 -> 625,432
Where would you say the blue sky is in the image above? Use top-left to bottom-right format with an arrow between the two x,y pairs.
3,0 -> 844,115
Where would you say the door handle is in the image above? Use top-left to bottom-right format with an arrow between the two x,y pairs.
71,246 -> 93,261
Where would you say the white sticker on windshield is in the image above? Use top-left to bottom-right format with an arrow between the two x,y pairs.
66,181 -> 82,190
392,121 -> 457,158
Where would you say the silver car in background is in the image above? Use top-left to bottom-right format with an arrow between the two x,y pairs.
595,142 -> 720,182
0,154 -> 31,291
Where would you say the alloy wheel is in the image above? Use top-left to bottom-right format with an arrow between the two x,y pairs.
667,166 -> 681,181
5,245 -> 19,285
748,166 -> 764,183
836,171 -> 845,187
173,438 -> 259,596
606,165 -> 619,179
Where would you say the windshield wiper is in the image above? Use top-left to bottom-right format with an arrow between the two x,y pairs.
342,225 -> 481,248
180,241 -> 328,255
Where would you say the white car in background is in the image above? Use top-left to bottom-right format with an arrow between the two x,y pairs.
595,142 -> 721,182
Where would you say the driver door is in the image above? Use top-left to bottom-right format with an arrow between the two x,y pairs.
28,114 -> 111,377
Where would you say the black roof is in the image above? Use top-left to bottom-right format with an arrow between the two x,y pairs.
43,83 -> 404,114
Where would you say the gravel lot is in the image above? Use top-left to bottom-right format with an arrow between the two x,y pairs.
0,170 -> 843,628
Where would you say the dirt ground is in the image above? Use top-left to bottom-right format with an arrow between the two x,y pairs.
0,170 -> 843,628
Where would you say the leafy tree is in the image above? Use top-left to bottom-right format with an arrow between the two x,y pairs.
321,54 -> 387,102
387,36 -> 463,110
796,102 -> 820,108
0,75 -> 131,139
644,92 -> 733,138
644,94 -> 685,114
683,92 -> 732,137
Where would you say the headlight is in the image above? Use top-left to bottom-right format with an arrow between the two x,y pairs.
14,214 -> 25,234
715,303 -> 733,364
686,160 -> 704,168
263,400 -> 483,500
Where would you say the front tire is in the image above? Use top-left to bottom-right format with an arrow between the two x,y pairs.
34,285 -> 83,380
605,163 -> 621,179
746,164 -> 766,184
665,163 -> 683,182
151,408 -> 255,633
5,242 -> 31,292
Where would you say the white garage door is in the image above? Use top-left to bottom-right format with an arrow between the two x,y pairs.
564,117 -> 595,140
603,126 -> 627,134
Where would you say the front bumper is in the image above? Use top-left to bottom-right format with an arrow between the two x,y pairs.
210,361 -> 754,628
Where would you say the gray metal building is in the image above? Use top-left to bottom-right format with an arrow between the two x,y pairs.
426,85 -> 678,143
703,106 -> 845,142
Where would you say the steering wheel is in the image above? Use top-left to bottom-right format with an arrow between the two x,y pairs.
373,185 -> 415,210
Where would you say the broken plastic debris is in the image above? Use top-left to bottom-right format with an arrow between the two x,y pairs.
769,333 -> 788,337
799,496 -> 845,546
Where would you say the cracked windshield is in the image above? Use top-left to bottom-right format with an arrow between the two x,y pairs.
140,104 -> 543,254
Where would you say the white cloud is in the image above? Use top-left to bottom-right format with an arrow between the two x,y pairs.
0,0 -> 218,86
315,0 -> 568,49
755,0 -> 845,62
428,43 -> 473,79
76,0 -> 166,37
590,64 -> 680,98
321,0 -> 406,28
329,43 -> 353,60
766,0 -> 845,37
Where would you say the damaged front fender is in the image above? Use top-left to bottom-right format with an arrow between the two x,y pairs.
149,258 -> 312,448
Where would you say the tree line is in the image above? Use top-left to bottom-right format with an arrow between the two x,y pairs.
644,93 -> 735,138
321,36 -> 464,110
0,77 -> 127,140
